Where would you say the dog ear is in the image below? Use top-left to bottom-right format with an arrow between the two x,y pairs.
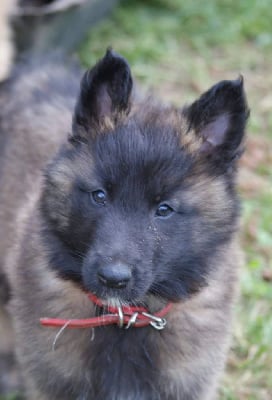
184,77 -> 249,163
73,48 -> 133,136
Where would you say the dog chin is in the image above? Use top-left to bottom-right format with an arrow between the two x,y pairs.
101,296 -> 130,308
89,284 -> 148,306
97,290 -> 145,308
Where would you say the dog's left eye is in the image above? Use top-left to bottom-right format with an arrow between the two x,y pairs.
155,204 -> 174,217
91,190 -> 107,205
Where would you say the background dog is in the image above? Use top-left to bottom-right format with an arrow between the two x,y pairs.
0,0 -> 16,81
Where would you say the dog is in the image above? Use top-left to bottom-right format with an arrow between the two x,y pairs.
0,49 -> 248,399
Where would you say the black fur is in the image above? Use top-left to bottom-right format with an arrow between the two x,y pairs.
0,272 -> 10,304
73,48 -> 133,135
184,76 -> 249,172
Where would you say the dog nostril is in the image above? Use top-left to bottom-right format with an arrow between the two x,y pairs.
97,264 -> 132,289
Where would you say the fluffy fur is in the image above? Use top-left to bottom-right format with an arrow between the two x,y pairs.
0,50 -> 248,399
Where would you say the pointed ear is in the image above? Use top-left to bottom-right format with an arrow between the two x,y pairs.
183,77 -> 249,163
73,48 -> 133,136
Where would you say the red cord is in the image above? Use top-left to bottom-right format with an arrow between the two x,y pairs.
40,293 -> 173,329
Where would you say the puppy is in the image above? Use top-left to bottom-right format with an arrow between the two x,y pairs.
0,49 -> 248,399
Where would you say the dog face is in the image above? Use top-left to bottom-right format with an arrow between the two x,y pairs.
41,49 -> 248,305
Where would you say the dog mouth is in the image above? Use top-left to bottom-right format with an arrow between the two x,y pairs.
82,272 -> 152,307
92,291 -> 147,311
86,291 -> 171,330
99,296 -> 131,309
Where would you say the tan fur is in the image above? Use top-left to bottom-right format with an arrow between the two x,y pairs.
131,101 -> 204,154
182,177 -> 233,221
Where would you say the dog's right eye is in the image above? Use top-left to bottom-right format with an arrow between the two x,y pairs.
91,190 -> 107,205
155,204 -> 174,218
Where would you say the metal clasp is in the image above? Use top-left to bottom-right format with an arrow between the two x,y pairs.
116,308 -> 167,331
125,312 -> 139,329
142,312 -> 167,330
117,306 -> 124,328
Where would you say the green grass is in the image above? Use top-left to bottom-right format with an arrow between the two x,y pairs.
79,1 -> 272,399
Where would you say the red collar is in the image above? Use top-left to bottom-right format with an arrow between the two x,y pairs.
40,292 -> 173,331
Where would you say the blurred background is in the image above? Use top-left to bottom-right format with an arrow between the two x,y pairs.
2,0 -> 272,399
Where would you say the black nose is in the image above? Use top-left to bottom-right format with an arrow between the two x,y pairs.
97,264 -> 132,289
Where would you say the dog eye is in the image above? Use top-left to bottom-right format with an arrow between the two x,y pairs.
155,204 -> 174,217
91,190 -> 107,205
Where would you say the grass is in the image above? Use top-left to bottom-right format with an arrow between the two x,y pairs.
79,1 -> 272,399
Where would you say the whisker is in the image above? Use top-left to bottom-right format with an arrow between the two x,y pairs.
52,319 -> 72,351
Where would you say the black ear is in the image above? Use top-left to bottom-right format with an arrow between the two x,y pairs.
73,48 -> 133,135
184,77 -> 249,163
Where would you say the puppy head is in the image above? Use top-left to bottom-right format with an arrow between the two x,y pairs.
41,49 -> 249,304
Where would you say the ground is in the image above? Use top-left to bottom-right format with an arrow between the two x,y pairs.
2,0 -> 272,399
